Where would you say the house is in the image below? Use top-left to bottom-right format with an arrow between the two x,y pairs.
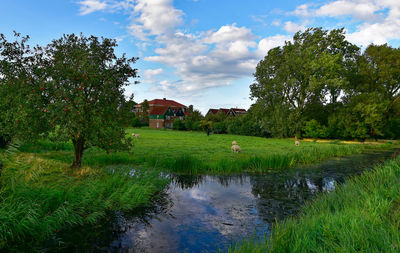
206,108 -> 247,117
134,98 -> 187,114
227,108 -> 247,116
135,98 -> 188,129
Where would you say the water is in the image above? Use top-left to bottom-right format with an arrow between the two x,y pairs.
46,149 -> 398,252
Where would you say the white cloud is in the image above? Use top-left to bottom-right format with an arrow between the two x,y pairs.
316,1 -> 381,21
78,0 -> 107,15
143,68 -> 164,80
128,0 -> 183,40
290,0 -> 400,46
257,35 -> 291,56
283,21 -> 305,33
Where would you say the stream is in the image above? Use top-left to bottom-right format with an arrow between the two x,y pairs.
44,149 -> 398,252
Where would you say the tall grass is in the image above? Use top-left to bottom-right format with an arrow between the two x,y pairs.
229,155 -> 400,252
0,153 -> 168,250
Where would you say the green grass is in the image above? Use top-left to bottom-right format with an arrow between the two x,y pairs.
229,154 -> 400,253
0,152 -> 168,250
19,128 -> 379,173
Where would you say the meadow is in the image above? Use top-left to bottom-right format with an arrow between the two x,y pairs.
20,128 -> 380,174
229,153 -> 400,253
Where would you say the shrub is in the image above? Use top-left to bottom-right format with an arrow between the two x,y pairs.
192,121 -> 202,131
184,120 -> 193,130
213,122 -> 226,134
304,119 -> 328,138
172,118 -> 186,131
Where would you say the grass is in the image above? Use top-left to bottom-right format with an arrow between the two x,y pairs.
229,154 -> 400,253
18,128 -> 390,174
0,150 -> 169,250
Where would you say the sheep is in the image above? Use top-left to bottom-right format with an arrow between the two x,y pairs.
295,136 -> 300,146
231,141 -> 241,153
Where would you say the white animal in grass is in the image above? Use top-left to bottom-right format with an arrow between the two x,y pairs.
231,141 -> 241,153
295,136 -> 300,146
131,133 -> 140,138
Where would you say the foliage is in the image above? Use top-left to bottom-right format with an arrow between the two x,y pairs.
249,28 -> 399,140
212,122 -> 226,134
192,121 -> 202,131
303,119 -> 328,139
229,155 -> 400,252
172,118 -> 185,130
0,32 -> 50,142
251,28 -> 360,137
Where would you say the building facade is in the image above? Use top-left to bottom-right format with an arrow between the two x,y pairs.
135,98 -> 188,129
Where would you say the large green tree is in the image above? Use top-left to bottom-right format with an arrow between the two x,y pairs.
251,28 -> 360,137
42,34 -> 138,168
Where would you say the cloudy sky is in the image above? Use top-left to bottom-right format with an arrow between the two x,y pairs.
1,0 -> 400,113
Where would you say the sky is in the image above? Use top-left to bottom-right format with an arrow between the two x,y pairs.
1,0 -> 400,114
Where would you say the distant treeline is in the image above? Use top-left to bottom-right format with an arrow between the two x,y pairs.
248,27 -> 399,140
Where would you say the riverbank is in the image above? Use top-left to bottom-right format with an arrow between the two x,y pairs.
229,153 -> 400,252
0,151 -> 168,251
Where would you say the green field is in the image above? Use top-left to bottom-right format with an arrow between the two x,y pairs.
22,128 -> 371,174
229,154 -> 400,253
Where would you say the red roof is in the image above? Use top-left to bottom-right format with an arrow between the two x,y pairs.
219,108 -> 230,115
207,109 -> 219,115
231,108 -> 247,112
149,106 -> 169,115
147,99 -> 186,108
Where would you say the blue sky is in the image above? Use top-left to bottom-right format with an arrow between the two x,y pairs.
1,0 -> 400,114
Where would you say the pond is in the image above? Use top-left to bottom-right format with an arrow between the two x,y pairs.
45,149 -> 398,252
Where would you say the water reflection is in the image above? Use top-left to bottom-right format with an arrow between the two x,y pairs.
45,150 -> 397,253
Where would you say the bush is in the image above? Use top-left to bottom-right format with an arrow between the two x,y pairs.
132,117 -> 140,127
172,118 -> 186,131
303,119 -> 329,139
213,122 -> 226,134
192,121 -> 202,131
184,120 -> 193,131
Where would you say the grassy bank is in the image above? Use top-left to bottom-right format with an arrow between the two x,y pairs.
18,128 -> 385,174
0,150 -> 168,250
229,154 -> 400,253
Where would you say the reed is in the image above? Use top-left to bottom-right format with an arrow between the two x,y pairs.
229,155 -> 400,252
0,153 -> 168,250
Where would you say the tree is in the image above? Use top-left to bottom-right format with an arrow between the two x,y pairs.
0,32 -> 49,145
251,28 -> 360,137
42,34 -> 138,168
139,99 -> 150,125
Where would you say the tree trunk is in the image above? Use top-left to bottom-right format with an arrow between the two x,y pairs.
71,137 -> 85,168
